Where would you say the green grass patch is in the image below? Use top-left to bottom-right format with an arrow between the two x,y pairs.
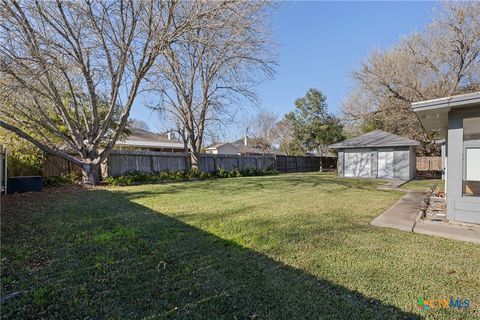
402,178 -> 445,191
1,173 -> 478,319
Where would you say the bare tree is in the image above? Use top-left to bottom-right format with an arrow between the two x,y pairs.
342,1 -> 480,154
153,1 -> 276,168
128,119 -> 151,132
0,0 -> 228,183
273,119 -> 295,155
242,111 -> 278,153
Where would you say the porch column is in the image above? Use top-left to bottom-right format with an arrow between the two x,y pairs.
446,113 -> 463,221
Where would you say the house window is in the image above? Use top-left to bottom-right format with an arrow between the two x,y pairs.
463,117 -> 480,196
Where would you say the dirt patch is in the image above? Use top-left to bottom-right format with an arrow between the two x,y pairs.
1,185 -> 92,232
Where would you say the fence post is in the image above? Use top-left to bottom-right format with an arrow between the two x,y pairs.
3,148 -> 7,195
0,145 -> 3,195
150,154 -> 154,173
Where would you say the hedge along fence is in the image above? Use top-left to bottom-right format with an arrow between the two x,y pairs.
44,150 -> 337,179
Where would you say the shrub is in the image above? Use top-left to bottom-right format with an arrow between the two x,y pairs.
44,173 -> 81,186
214,166 -> 277,178
0,128 -> 42,176
215,168 -> 230,179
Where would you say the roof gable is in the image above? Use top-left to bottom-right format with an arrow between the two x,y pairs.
329,130 -> 419,149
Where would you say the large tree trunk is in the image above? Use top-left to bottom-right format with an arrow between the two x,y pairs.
81,163 -> 100,185
190,152 -> 199,170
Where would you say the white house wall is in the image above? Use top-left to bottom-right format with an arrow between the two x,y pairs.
393,147 -> 411,180
337,151 -> 344,176
344,149 -> 372,177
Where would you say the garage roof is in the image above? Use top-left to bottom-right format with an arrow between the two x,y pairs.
329,130 -> 419,149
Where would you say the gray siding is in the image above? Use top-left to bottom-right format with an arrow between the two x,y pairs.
446,107 -> 480,224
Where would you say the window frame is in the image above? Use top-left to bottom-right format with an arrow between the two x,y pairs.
462,116 -> 480,197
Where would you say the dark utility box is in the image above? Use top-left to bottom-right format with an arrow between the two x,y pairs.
7,176 -> 42,194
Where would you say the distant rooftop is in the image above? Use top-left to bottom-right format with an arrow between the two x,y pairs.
329,130 -> 419,149
116,128 -> 184,149
205,142 -> 236,150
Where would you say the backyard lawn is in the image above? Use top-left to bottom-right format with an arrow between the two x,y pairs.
402,178 -> 445,191
1,173 -> 479,319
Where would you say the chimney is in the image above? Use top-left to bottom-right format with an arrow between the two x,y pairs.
244,135 -> 248,146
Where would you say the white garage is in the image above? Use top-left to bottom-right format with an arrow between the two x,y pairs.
329,130 -> 419,180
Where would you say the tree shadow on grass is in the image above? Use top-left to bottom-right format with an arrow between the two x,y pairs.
1,188 -> 421,319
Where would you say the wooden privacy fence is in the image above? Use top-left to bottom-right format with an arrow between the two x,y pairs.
275,155 -> 337,173
43,155 -> 83,178
44,150 -> 338,178
101,150 -> 277,177
416,157 -> 442,171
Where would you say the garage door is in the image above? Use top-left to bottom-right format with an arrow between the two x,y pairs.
378,150 -> 394,178
344,150 -> 371,177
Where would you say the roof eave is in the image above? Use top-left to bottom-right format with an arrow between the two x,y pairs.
329,143 -> 419,149
412,92 -> 480,112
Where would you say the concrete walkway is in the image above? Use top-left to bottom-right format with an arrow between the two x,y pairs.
376,179 -> 408,191
371,186 -> 480,244
370,191 -> 424,232
415,220 -> 480,244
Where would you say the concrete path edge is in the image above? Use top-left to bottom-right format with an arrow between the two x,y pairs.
371,182 -> 480,244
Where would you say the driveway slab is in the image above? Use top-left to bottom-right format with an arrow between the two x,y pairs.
370,191 -> 424,232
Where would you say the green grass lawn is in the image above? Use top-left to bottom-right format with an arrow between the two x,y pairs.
1,173 -> 479,319
402,178 -> 445,191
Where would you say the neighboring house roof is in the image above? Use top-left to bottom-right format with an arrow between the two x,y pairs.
231,137 -> 276,155
205,142 -> 238,150
232,137 -> 256,147
116,128 -> 184,149
329,130 -> 419,149
207,137 -> 287,155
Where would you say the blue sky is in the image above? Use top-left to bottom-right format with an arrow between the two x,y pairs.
131,1 -> 437,137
